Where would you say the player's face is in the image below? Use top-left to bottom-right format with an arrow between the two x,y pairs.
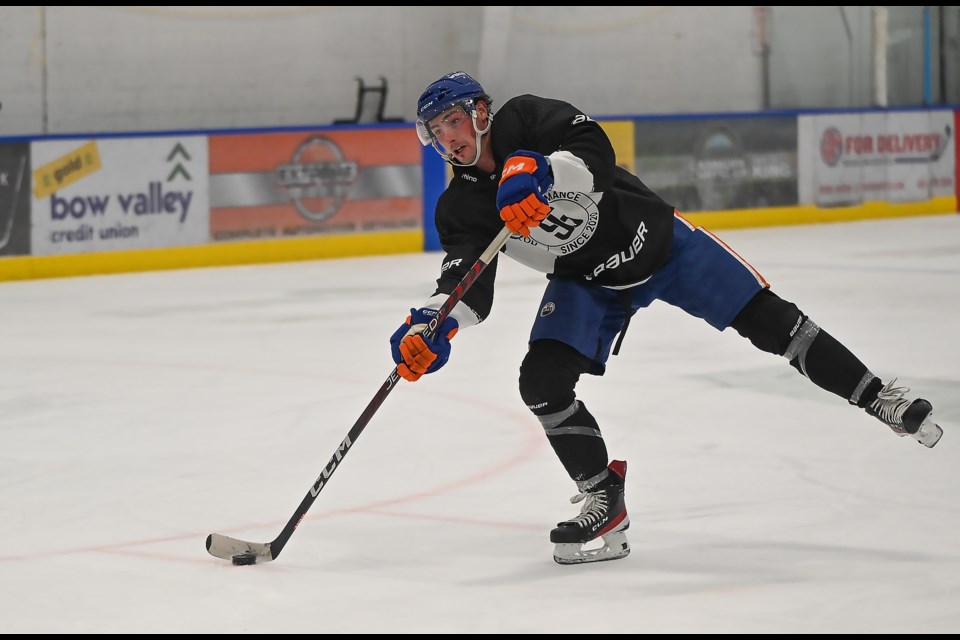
428,106 -> 477,164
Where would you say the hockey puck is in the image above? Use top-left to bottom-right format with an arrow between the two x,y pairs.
232,552 -> 257,566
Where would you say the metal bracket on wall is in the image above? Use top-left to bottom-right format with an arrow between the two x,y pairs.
334,76 -> 404,124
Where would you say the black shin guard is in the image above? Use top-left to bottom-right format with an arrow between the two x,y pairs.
519,340 -> 609,482
730,289 -> 879,405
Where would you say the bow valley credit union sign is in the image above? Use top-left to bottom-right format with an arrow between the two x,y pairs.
29,137 -> 210,256
207,129 -> 422,242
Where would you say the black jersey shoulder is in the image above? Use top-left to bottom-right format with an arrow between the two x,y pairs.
490,94 -> 607,160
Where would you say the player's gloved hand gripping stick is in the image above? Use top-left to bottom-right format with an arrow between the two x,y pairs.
206,226 -> 513,565
497,150 -> 554,237
390,307 -> 460,382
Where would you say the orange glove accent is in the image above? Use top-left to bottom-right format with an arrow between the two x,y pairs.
499,193 -> 552,237
398,335 -> 431,381
496,150 -> 554,237
499,155 -> 540,184
390,309 -> 460,382
397,326 -> 458,382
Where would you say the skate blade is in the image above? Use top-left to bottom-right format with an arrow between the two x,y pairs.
553,531 -> 630,565
915,418 -> 943,448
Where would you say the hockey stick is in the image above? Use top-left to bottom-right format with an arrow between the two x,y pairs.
206,225 -> 513,565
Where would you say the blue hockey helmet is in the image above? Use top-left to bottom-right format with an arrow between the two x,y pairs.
415,71 -> 488,147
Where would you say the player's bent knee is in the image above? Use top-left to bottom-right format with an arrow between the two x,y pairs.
730,289 -> 808,357
519,340 -> 589,414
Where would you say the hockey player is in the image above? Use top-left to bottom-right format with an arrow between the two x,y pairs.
389,71 -> 943,565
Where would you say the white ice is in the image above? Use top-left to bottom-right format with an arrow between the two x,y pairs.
1,214 -> 959,633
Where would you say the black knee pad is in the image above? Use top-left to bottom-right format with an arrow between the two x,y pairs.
730,289 -> 806,357
518,340 -> 590,415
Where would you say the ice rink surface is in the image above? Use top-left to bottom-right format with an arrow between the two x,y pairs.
2,214 -> 959,633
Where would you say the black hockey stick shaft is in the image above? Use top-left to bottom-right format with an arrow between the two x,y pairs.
207,226 -> 512,563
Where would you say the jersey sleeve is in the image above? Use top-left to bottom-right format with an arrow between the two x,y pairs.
423,242 -> 498,328
424,189 -> 501,327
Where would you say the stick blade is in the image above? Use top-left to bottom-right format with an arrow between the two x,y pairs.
206,533 -> 274,563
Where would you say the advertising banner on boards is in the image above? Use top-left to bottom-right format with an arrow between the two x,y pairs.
208,128 -> 422,242
798,110 -> 955,206
0,143 -> 31,256
30,137 -> 209,255
633,116 -> 798,212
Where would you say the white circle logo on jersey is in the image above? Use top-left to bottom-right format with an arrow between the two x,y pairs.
524,191 -> 599,256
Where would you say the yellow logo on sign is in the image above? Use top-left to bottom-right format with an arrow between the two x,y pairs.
32,141 -> 102,199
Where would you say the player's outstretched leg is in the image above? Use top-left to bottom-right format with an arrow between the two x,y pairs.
730,290 -> 944,448
551,460 -> 630,565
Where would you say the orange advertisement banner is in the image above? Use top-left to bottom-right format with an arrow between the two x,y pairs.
209,128 -> 422,241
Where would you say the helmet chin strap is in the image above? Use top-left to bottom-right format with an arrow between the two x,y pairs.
434,111 -> 493,168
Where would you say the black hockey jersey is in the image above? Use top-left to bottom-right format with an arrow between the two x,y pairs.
430,93 -> 676,325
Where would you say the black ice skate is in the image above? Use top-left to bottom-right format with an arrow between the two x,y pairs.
551,460 -> 630,565
866,379 -> 942,448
